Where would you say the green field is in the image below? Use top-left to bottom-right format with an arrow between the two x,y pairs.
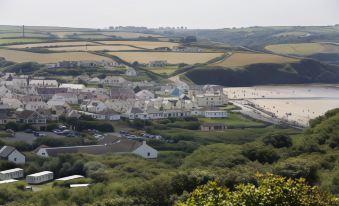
145,66 -> 180,75
265,43 -> 339,56
199,113 -> 267,128
0,38 -> 47,45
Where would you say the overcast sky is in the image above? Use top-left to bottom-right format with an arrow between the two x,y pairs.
0,0 -> 338,29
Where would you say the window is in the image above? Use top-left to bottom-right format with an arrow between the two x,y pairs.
14,158 -> 17,161
147,152 -> 150,157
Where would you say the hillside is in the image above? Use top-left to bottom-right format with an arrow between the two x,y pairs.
185,59 -> 339,86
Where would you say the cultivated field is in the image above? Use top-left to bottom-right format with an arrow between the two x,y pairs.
6,41 -> 99,48
0,49 -> 113,63
213,52 -> 299,68
48,45 -> 141,52
52,31 -> 163,38
0,33 -> 50,38
265,43 -> 339,55
99,41 -> 179,49
108,52 -> 224,64
0,38 -> 47,45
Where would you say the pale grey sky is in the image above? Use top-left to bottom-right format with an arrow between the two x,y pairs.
0,0 -> 338,29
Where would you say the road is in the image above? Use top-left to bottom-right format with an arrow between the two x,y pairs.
231,100 -> 304,129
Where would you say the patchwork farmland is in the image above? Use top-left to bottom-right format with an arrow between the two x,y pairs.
6,41 -> 99,48
0,49 -> 113,63
108,51 -> 224,64
98,41 -> 179,49
213,52 -> 299,68
47,45 -> 141,52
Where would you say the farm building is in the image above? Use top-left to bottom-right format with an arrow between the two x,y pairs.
0,146 -> 26,164
26,171 -> 54,184
148,60 -> 167,67
200,123 -> 227,132
0,168 -> 24,180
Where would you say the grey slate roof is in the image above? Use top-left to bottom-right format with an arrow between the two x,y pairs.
0,146 -> 16,158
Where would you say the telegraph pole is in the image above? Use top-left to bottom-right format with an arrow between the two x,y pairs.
22,25 -> 25,38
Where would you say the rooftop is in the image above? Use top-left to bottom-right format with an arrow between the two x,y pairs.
27,171 -> 53,177
0,168 -> 23,174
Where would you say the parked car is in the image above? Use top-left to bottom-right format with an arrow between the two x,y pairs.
33,132 -> 46,137
52,129 -> 63,135
24,129 -> 34,133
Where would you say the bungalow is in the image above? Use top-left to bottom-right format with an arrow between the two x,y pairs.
125,67 -> 137,76
95,109 -> 121,121
204,110 -> 228,118
0,146 -> 26,164
103,76 -> 127,86
127,107 -> 149,120
26,171 -> 54,184
59,84 -> 85,92
200,123 -> 227,132
0,168 -> 24,180
16,110 -> 46,125
29,79 -> 58,88
35,138 -> 158,159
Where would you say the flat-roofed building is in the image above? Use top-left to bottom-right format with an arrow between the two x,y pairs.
0,168 -> 24,180
26,171 -> 53,184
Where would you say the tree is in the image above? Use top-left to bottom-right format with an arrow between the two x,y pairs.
176,173 -> 339,206
262,133 -> 292,148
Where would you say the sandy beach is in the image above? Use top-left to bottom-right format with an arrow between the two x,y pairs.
224,85 -> 339,126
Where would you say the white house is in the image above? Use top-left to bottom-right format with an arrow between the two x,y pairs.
0,168 -> 24,180
47,98 -> 69,108
52,93 -> 78,104
0,98 -> 23,109
25,101 -> 48,111
88,77 -> 101,84
59,84 -> 85,92
135,90 -> 154,100
125,67 -> 137,76
29,79 -> 58,88
80,100 -> 107,113
0,86 -> 13,98
26,171 -> 54,184
204,109 -> 228,118
195,92 -> 228,107
0,146 -> 26,164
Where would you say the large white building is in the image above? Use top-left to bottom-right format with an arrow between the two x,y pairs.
0,168 -> 24,180
195,92 -> 228,107
26,171 -> 54,184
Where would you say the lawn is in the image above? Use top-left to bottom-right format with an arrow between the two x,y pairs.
265,43 -> 339,56
0,49 -> 113,63
213,52 -> 299,68
199,112 -> 267,128
108,51 -> 224,64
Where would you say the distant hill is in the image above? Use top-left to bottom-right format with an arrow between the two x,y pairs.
184,59 -> 339,87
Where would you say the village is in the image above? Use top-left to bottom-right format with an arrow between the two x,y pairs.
0,60 -> 232,188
